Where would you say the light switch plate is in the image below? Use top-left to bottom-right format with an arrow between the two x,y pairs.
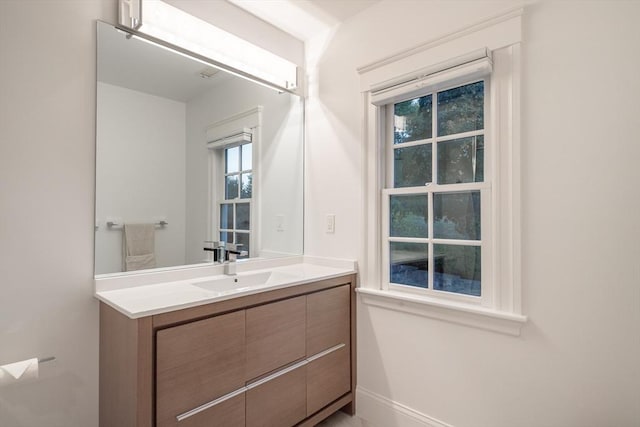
326,214 -> 335,234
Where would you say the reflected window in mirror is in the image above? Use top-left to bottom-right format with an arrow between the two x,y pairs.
218,141 -> 252,259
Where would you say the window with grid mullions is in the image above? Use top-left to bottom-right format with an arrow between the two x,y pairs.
383,80 -> 489,301
219,142 -> 252,258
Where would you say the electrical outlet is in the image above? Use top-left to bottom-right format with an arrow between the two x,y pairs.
326,214 -> 335,234
276,215 -> 284,232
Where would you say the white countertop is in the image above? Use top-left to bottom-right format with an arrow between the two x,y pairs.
95,256 -> 357,319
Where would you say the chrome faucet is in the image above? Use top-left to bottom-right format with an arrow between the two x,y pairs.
203,241 -> 247,275
222,243 -> 247,276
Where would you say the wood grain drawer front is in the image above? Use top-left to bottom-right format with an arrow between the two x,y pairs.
246,295 -> 306,381
173,392 -> 245,427
156,311 -> 246,427
246,363 -> 307,427
306,344 -> 351,417
306,285 -> 351,356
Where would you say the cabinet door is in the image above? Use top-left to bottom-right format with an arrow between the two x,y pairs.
306,285 -> 350,355
306,344 -> 351,417
306,285 -> 352,416
156,311 -> 245,427
246,363 -> 306,427
246,295 -> 306,380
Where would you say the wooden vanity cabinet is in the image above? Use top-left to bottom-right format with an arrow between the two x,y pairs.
99,274 -> 356,427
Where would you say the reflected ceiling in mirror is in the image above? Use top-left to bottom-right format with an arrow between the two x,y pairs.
95,21 -> 304,276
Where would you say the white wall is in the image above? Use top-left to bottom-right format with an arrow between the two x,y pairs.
95,82 -> 186,274
0,1 -> 114,426
305,1 -> 640,426
184,77 -> 304,263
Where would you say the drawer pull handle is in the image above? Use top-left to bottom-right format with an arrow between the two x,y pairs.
307,343 -> 345,362
246,359 -> 308,390
176,387 -> 246,422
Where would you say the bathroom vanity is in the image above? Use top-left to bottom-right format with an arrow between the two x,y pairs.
96,260 -> 356,427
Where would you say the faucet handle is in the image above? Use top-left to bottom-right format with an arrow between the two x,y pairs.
225,243 -> 243,253
203,241 -> 224,263
224,244 -> 247,261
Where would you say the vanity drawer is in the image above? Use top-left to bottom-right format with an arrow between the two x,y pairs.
306,344 -> 351,417
306,284 -> 351,356
172,392 -> 245,427
246,362 -> 307,427
245,295 -> 306,380
156,310 -> 246,427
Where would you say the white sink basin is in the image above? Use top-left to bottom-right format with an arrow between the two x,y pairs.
191,271 -> 296,294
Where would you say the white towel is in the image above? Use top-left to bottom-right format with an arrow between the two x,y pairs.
123,223 -> 156,271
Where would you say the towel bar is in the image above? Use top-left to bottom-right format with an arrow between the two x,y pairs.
106,220 -> 168,227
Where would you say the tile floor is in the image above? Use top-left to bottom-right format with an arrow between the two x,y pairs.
317,411 -> 371,427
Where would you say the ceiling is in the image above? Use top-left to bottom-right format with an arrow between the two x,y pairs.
228,0 -> 381,41
97,22 -> 233,102
310,0 -> 381,22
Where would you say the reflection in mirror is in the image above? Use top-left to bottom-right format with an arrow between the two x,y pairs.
95,22 -> 304,275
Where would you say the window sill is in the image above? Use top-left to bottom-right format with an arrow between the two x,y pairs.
356,287 -> 527,336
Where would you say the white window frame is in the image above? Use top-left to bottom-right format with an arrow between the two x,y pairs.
206,107 -> 263,258
357,8 -> 527,336
382,77 -> 491,307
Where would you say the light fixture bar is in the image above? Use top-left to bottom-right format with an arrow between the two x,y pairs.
115,24 -> 294,94
118,0 -> 298,92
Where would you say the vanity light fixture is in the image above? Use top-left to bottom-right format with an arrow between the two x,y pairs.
118,0 -> 298,93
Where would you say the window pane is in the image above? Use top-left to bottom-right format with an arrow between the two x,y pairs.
433,244 -> 481,296
225,175 -> 239,199
394,95 -> 432,144
394,144 -> 432,188
390,194 -> 428,238
226,146 -> 240,173
241,173 -> 252,198
242,143 -> 252,171
433,191 -> 481,240
220,231 -> 234,244
236,203 -> 250,230
437,135 -> 484,184
390,242 -> 428,288
220,203 -> 233,229
437,81 -> 484,136
236,232 -> 250,259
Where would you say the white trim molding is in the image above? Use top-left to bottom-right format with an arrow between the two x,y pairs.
205,106 -> 263,142
357,288 -> 527,336
356,386 -> 455,427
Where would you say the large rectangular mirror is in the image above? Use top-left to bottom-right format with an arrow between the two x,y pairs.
95,21 -> 304,275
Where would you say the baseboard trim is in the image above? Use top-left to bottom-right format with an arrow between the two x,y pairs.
356,386 -> 454,427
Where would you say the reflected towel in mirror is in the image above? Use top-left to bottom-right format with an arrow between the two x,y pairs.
123,223 -> 156,271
